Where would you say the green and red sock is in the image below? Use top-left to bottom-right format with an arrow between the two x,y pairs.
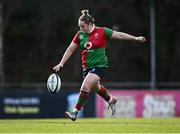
75,91 -> 89,111
96,85 -> 111,102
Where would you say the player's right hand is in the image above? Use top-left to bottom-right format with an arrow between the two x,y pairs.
53,63 -> 63,72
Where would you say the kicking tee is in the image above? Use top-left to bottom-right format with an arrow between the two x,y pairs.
72,26 -> 113,68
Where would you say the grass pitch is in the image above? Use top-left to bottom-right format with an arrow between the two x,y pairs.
0,118 -> 180,133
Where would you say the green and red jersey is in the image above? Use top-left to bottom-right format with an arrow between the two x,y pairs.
72,26 -> 113,68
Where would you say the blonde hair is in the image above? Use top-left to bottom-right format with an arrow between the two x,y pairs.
81,10 -> 90,16
80,9 -> 94,24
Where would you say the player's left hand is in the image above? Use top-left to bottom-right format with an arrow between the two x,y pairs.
135,36 -> 146,43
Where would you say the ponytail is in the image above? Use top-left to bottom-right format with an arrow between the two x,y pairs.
80,9 -> 94,24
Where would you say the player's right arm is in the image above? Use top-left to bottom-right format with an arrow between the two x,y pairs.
53,42 -> 78,72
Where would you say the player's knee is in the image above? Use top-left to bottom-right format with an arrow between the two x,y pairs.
80,84 -> 90,92
91,86 -> 99,92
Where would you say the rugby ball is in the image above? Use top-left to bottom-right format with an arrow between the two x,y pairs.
47,73 -> 61,94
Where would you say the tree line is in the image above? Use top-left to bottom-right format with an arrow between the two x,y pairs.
1,0 -> 180,86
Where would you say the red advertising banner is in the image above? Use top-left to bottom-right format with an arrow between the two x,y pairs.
96,90 -> 180,118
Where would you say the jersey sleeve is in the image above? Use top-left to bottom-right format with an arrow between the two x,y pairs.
104,27 -> 113,39
72,32 -> 79,45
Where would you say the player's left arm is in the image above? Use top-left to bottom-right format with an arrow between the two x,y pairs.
111,31 -> 146,43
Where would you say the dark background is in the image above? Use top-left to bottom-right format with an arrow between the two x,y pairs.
1,0 -> 180,87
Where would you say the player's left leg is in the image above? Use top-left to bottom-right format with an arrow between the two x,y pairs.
92,83 -> 117,115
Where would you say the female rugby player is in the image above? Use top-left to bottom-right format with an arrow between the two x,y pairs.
53,10 -> 146,121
